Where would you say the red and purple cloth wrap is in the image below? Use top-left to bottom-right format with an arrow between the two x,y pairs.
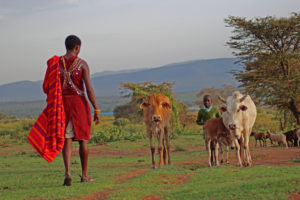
27,56 -> 65,163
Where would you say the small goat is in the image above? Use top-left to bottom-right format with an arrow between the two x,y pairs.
266,130 -> 288,149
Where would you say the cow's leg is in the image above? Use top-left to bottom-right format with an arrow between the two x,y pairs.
203,127 -> 208,151
215,142 -> 220,166
244,135 -> 252,167
255,139 -> 257,147
158,131 -> 164,167
233,138 -> 242,167
162,138 -> 167,165
225,145 -> 230,164
164,127 -> 171,165
211,142 -> 215,166
259,139 -> 262,147
207,140 -> 212,167
294,139 -> 298,147
149,134 -> 156,169
212,143 -> 216,166
239,136 -> 246,166
219,143 -> 224,164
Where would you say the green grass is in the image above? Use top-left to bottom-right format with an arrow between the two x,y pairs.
1,135 -> 300,200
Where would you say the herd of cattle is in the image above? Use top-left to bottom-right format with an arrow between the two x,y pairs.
139,91 -> 300,168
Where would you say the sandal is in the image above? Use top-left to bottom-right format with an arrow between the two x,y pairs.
63,174 -> 72,186
80,175 -> 95,183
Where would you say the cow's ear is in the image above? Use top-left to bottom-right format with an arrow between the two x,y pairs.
239,105 -> 248,111
140,102 -> 150,109
220,106 -> 227,112
162,102 -> 171,110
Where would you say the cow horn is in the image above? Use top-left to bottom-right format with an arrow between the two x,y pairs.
239,94 -> 248,103
218,95 -> 226,103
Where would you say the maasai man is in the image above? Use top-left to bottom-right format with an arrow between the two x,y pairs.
196,95 -> 222,164
60,35 -> 100,186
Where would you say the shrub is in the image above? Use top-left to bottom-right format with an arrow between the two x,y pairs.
113,118 -> 130,127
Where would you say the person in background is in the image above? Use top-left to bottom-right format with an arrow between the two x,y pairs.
196,95 -> 222,164
196,95 -> 222,126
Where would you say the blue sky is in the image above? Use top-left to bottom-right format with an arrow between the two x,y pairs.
0,0 -> 299,85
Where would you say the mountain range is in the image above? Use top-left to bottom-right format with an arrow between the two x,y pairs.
0,58 -> 241,103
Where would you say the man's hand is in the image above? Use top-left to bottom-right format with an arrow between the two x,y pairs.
94,113 -> 100,125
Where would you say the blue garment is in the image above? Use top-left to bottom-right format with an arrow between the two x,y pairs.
203,105 -> 212,112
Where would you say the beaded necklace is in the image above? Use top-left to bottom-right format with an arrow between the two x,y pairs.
61,56 -> 80,89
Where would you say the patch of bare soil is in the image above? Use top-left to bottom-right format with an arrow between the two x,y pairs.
84,145 -> 150,158
78,169 -> 151,200
158,174 -> 190,185
115,168 -> 150,184
0,145 -> 32,156
289,192 -> 300,200
175,145 -> 300,168
142,195 -> 162,200
93,163 -> 147,170
80,188 -> 112,200
252,147 -> 300,166
83,140 -> 199,159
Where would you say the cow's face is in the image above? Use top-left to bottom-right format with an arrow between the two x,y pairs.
220,95 -> 248,138
140,94 -> 171,124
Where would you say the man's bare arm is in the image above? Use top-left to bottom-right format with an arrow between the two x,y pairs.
82,61 -> 100,124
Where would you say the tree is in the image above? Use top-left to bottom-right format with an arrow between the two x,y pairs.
119,81 -> 187,134
113,102 -> 142,123
225,13 -> 300,125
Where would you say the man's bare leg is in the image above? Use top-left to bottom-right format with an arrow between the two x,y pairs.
79,140 -> 94,182
62,138 -> 73,186
63,138 -> 73,176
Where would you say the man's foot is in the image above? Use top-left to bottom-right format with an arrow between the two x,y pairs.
80,176 -> 95,183
63,174 -> 72,186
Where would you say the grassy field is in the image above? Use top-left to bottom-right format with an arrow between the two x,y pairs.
1,133 -> 300,200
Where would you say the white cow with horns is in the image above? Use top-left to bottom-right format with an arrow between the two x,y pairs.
219,91 -> 257,167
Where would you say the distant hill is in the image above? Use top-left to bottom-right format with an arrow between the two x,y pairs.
0,58 -> 241,102
91,68 -> 149,78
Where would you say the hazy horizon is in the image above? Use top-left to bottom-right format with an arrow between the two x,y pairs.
1,0 -> 299,85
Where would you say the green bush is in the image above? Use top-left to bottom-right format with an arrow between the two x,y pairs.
89,123 -> 146,145
113,118 -> 130,127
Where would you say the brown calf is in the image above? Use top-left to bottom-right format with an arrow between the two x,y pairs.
250,132 -> 267,147
204,118 -> 233,167
140,94 -> 172,168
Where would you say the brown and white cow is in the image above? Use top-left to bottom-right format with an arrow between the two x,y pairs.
140,94 -> 172,168
219,91 -> 257,167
